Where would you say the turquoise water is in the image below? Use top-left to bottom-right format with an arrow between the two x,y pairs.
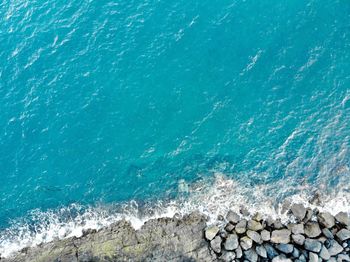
1,0 -> 350,256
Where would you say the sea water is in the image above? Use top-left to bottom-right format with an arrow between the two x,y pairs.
0,0 -> 349,257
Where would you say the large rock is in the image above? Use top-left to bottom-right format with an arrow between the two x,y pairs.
271,229 -> 291,244
292,234 -> 305,245
272,255 -> 293,262
244,249 -> 258,262
288,223 -> 304,235
275,244 -> 294,254
304,222 -> 321,238
256,245 -> 267,258
327,239 -> 344,256
319,245 -> 330,260
235,219 -> 247,234
226,210 -> 240,224
264,243 -> 279,259
335,212 -> 350,226
308,252 -> 319,262
291,203 -> 307,221
317,212 -> 335,228
261,229 -> 270,241
247,230 -> 262,244
240,236 -> 253,250
224,233 -> 239,250
247,220 -> 263,231
304,239 -> 322,253
336,228 -> 350,241
210,236 -> 222,253
322,228 -> 334,239
2,212 -> 214,262
220,251 -> 236,262
205,225 -> 220,240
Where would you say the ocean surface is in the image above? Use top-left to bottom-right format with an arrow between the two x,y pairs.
1,0 -> 350,257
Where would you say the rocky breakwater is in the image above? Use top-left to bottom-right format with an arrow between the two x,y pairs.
205,204 -> 350,261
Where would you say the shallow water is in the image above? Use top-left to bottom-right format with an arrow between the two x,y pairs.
0,0 -> 350,257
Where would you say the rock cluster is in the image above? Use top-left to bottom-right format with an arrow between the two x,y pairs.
205,206 -> 350,261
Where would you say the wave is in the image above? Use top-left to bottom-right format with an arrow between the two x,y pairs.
1,173 -> 350,258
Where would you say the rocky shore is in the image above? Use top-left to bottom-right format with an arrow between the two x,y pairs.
1,204 -> 350,261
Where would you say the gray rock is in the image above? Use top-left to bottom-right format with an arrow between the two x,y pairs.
261,229 -> 270,241
235,219 -> 247,234
319,245 -> 330,260
328,239 -> 344,256
236,245 -> 243,258
292,234 -> 305,245
322,228 -> 334,239
271,229 -> 291,244
335,212 -> 350,226
273,219 -> 284,229
252,212 -> 263,222
205,225 -> 220,240
288,223 -> 304,235
210,236 -> 222,253
247,220 -> 263,231
308,252 -> 319,262
303,208 -> 314,223
318,212 -> 335,228
240,236 -> 253,250
304,222 -> 322,238
272,255 -> 293,262
220,251 -> 236,262
276,244 -> 294,254
292,247 -> 300,258
224,233 -> 239,250
244,249 -> 258,262
304,238 -> 322,252
247,230 -> 262,244
225,222 -> 235,233
291,203 -> 307,221
337,254 -> 350,261
240,205 -> 250,216
298,254 -> 307,262
255,245 -> 267,258
336,229 -> 350,241
264,243 -> 279,259
226,210 -> 240,224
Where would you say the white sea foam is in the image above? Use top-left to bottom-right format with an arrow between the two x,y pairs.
1,173 -> 350,258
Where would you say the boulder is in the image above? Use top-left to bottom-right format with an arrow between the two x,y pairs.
304,239 -> 322,253
205,225 -> 220,240
224,233 -> 239,250
264,243 -> 279,259
335,212 -> 350,226
304,222 -> 321,238
240,236 -> 253,250
244,249 -> 258,262
288,223 -> 304,235
252,212 -> 263,222
336,228 -> 350,241
271,229 -> 291,244
327,239 -> 344,256
256,245 -> 267,258
272,255 -> 292,262
235,245 -> 243,258
276,244 -> 294,254
235,219 -> 247,234
226,211 -> 240,224
225,223 -> 235,233
247,230 -> 262,244
261,229 -> 270,241
303,208 -> 313,223
319,245 -> 330,260
292,234 -> 305,245
317,212 -> 335,228
210,236 -> 222,253
220,251 -> 236,262
247,220 -> 263,231
337,254 -> 350,262
291,203 -> 306,221
308,252 -> 319,262
322,228 -> 334,239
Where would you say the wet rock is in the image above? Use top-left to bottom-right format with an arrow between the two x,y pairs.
224,233 -> 239,250
319,245 -> 330,260
247,230 -> 262,244
292,234 -> 305,245
205,225 -> 220,240
271,229 -> 291,244
308,252 -> 319,262
276,244 -> 294,254
225,222 -> 235,233
337,254 -> 350,261
272,255 -> 292,262
247,220 -> 263,231
322,228 -> 334,239
328,239 -> 344,256
264,243 -> 279,259
220,251 -> 236,262
304,222 -> 322,238
244,248 -> 258,262
292,247 -> 300,258
303,208 -> 313,223
235,219 -> 247,234
261,229 -> 270,241
317,212 -> 335,228
273,219 -> 284,229
256,245 -> 267,258
291,203 -> 307,221
226,210 -> 240,224
335,212 -> 350,226
240,236 -> 253,250
336,229 -> 350,241
252,212 -> 263,222
288,223 -> 304,235
210,236 -> 222,253
240,206 -> 250,217
304,238 -> 322,253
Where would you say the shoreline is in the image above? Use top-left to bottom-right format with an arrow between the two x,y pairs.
1,204 -> 350,261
